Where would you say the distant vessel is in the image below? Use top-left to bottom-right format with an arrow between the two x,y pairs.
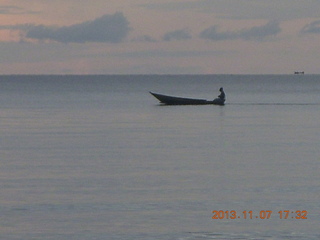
294,71 -> 304,75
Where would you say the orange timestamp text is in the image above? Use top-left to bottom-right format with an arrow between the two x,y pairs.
212,210 -> 308,220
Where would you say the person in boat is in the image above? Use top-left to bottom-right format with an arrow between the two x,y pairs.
218,87 -> 225,101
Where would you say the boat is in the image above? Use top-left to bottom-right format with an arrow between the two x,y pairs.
149,92 -> 225,105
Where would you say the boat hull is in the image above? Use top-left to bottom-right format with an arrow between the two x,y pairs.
150,92 -> 225,105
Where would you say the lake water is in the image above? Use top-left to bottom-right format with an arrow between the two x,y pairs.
0,75 -> 319,240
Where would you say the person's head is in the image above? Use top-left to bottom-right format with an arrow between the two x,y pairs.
219,87 -> 223,92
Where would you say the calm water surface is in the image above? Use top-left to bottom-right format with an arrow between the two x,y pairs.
0,75 -> 319,240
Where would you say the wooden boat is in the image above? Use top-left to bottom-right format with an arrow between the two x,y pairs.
150,92 -> 225,105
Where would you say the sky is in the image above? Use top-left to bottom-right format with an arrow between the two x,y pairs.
1,0 -> 320,74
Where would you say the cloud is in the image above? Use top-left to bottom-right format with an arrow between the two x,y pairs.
301,20 -> 320,34
25,12 -> 130,43
162,29 -> 192,41
200,21 -> 281,41
200,26 -> 235,41
238,21 -> 281,40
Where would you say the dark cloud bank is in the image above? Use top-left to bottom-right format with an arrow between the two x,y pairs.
7,12 -> 320,44
20,13 -> 281,44
25,12 -> 130,43
301,20 -> 320,34
162,29 -> 192,41
200,21 -> 281,41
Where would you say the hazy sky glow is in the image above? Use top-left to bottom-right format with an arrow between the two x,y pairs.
1,0 -> 320,74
